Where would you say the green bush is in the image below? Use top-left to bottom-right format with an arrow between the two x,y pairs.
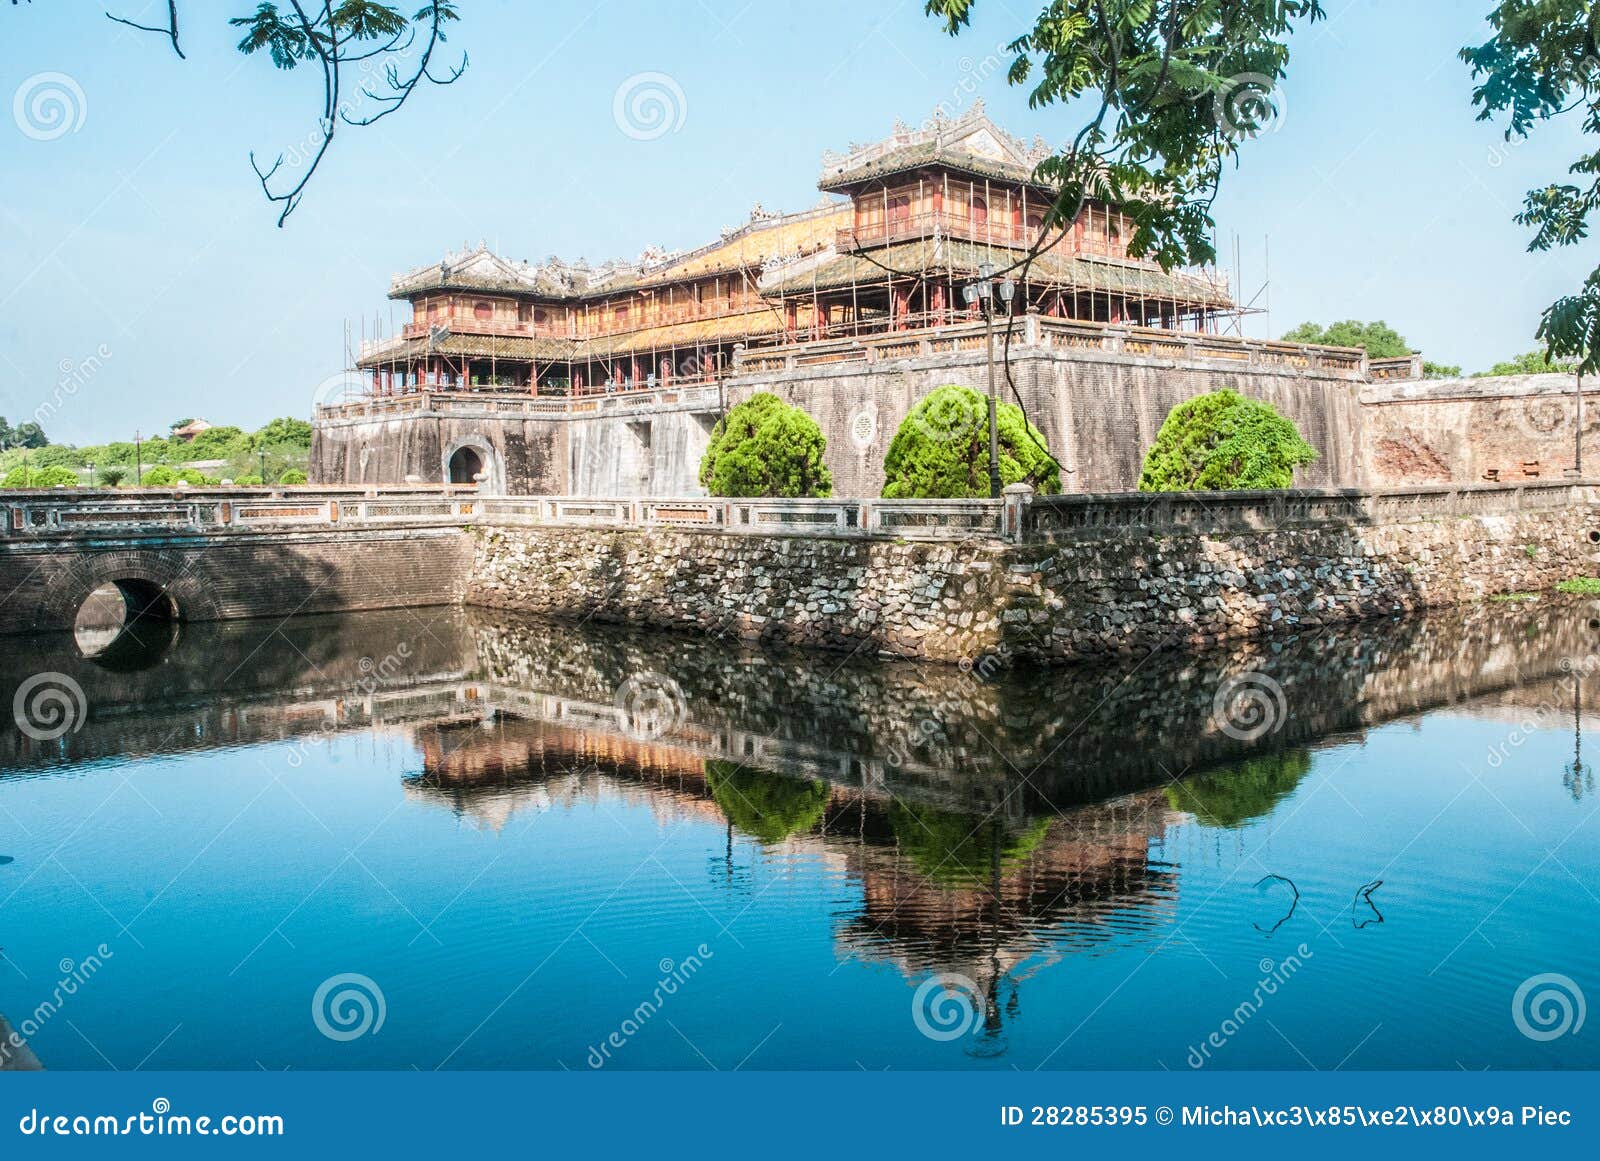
1139,389 -> 1317,491
2,465 -> 79,487
96,466 -> 128,487
142,465 -> 178,486
1163,750 -> 1312,829
233,474 -> 264,487
887,802 -> 1053,885
176,468 -> 215,487
698,393 -> 832,497
1557,577 -> 1600,594
705,762 -> 830,844
880,384 -> 1059,499
279,468 -> 308,485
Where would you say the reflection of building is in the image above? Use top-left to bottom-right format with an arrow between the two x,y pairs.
404,709 -> 1180,1045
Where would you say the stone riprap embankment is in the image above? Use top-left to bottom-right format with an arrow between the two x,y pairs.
464,501 -> 1600,664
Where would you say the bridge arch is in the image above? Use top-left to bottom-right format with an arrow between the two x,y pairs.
42,550 -> 224,643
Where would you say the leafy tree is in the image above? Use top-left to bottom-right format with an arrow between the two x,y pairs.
254,417 -> 314,448
186,425 -> 250,459
1164,750 -> 1312,828
1139,389 -> 1317,491
5,421 -> 47,449
28,444 -> 82,469
699,393 -> 832,498
887,802 -> 1053,886
881,384 -> 1059,499
705,762 -> 831,845
1281,319 -> 1412,358
2,465 -> 77,488
1424,361 -> 1463,379
1463,8 -> 1600,371
927,1 -> 1323,271
279,468 -> 309,485
1475,350 -> 1574,378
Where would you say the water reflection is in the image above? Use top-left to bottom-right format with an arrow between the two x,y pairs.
5,597 -> 1598,1064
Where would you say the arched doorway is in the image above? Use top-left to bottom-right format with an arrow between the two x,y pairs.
442,438 -> 501,493
447,445 -> 483,484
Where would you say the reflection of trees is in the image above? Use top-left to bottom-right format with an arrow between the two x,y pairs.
706,761 -> 830,844
887,802 -> 1054,885
1164,750 -> 1312,828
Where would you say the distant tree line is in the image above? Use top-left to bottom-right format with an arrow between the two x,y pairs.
1281,319 -> 1574,379
0,416 -> 313,487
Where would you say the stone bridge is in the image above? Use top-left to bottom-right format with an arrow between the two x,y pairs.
0,486 -> 477,636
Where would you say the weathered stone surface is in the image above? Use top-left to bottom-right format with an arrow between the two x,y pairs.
463,506 -> 1600,664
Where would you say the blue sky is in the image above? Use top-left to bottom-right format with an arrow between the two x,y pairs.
4,0 -> 1599,443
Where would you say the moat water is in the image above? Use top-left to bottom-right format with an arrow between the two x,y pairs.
1,601 -> 1597,1070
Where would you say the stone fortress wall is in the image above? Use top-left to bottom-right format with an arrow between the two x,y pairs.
313,326 -> 1595,499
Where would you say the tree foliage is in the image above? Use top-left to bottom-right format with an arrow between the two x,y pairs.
698,393 -> 833,498
98,1 -> 465,225
0,417 -> 48,450
1,465 -> 78,488
888,802 -> 1053,885
1280,319 -> 1412,358
1475,349 -> 1575,377
705,762 -> 831,845
1164,750 -> 1312,828
1463,4 -> 1600,371
926,0 -> 1324,272
881,384 -> 1060,499
1139,388 -> 1316,491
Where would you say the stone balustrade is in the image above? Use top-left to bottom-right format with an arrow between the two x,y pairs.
5,481 -> 1595,545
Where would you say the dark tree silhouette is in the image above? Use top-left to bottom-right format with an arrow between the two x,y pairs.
101,1 -> 467,225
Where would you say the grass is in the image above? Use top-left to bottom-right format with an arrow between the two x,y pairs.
1490,592 -> 1540,602
1556,577 -> 1600,595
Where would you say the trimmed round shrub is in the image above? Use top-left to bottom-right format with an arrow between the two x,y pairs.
698,393 -> 832,498
881,384 -> 1060,499
141,465 -> 178,486
233,474 -> 264,487
278,469 -> 308,485
1139,389 -> 1317,491
705,762 -> 830,844
2,465 -> 79,488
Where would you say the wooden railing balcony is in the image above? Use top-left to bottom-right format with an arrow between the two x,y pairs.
835,212 -> 1037,252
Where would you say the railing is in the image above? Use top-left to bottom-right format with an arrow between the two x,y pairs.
835,212 -> 1034,251
5,482 -> 1589,545
315,384 -> 724,423
734,314 -> 1378,379
1019,481 -> 1595,540
1368,354 -> 1426,381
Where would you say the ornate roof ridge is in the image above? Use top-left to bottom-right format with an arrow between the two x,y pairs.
818,101 -> 1054,179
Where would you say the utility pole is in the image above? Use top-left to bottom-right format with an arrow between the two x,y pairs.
135,429 -> 143,485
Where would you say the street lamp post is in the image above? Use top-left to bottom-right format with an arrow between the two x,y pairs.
962,262 -> 1016,499
85,461 -> 94,489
